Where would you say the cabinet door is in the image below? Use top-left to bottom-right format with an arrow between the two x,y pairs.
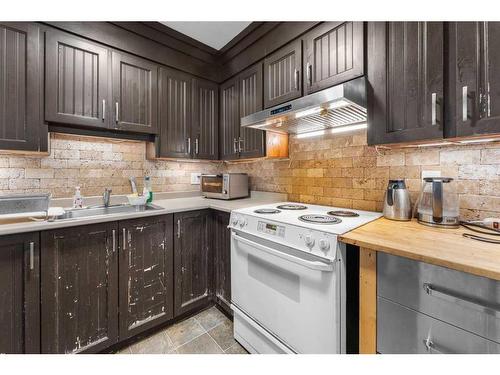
220,77 -> 240,160
174,210 -> 212,316
0,233 -> 40,354
213,210 -> 232,317
367,22 -> 444,145
119,215 -> 174,340
239,63 -> 266,159
447,22 -> 500,137
45,30 -> 109,129
112,52 -> 158,134
303,22 -> 364,95
264,39 -> 302,108
41,223 -> 118,354
192,78 -> 218,160
0,23 -> 45,152
157,67 -> 192,158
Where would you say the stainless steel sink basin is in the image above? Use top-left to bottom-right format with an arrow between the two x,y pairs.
50,204 -> 164,221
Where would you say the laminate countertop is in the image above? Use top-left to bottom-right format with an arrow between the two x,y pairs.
0,191 -> 286,236
340,217 -> 500,281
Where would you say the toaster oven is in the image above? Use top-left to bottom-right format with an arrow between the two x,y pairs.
200,173 -> 249,200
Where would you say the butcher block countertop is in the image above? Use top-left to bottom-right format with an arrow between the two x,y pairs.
340,217 -> 500,281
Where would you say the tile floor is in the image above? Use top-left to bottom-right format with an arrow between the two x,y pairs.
117,306 -> 248,354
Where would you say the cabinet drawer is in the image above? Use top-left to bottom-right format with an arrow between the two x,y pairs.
378,297 -> 500,354
378,253 -> 500,343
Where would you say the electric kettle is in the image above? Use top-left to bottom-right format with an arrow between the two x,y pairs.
383,179 -> 412,221
416,177 -> 459,228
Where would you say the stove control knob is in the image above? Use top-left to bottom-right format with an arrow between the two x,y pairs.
304,234 -> 315,248
232,216 -> 239,226
239,218 -> 247,228
319,239 -> 330,251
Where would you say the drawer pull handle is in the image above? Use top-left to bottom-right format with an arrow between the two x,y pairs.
424,283 -> 500,318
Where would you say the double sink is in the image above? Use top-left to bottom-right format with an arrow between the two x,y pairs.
50,204 -> 164,221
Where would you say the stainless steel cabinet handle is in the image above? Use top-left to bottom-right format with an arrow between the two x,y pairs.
424,283 -> 500,318
112,229 -> 116,253
195,138 -> 199,155
122,228 -> 127,250
187,138 -> 191,154
115,102 -> 119,123
306,63 -> 312,86
431,93 -> 437,125
294,69 -> 298,90
29,242 -> 34,270
238,137 -> 244,153
233,138 -> 238,154
462,86 -> 468,122
177,219 -> 181,238
423,338 -> 446,354
102,99 -> 106,120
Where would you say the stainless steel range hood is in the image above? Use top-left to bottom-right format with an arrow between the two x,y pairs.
241,76 -> 367,135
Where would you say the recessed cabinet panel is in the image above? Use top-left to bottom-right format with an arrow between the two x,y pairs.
41,223 -> 118,354
158,67 -> 192,158
45,30 -> 108,129
0,23 -> 45,152
304,22 -> 364,94
220,78 -> 240,160
447,22 -> 500,137
368,22 -> 444,145
0,233 -> 40,354
264,39 -> 302,108
239,63 -> 265,159
119,215 -> 174,339
192,79 -> 218,160
112,52 -> 158,134
174,210 -> 212,317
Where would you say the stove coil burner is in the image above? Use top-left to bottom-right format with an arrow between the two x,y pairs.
254,208 -> 281,214
327,210 -> 359,217
298,214 -> 342,224
276,204 -> 308,210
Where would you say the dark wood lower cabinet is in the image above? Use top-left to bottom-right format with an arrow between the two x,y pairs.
174,210 -> 213,317
212,210 -> 232,316
41,223 -> 119,354
0,233 -> 40,354
118,215 -> 174,340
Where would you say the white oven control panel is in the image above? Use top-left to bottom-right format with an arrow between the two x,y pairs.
257,221 -> 285,237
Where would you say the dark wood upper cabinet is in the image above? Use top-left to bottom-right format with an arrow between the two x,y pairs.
212,210 -> 232,317
264,39 -> 302,108
192,78 -> 219,160
0,232 -> 40,354
0,23 -> 46,152
41,223 -> 118,354
173,210 -> 212,317
220,77 -> 240,160
157,67 -> 192,158
446,22 -> 500,138
45,30 -> 109,130
239,63 -> 266,159
112,51 -> 158,134
303,22 -> 364,95
367,22 -> 444,145
118,215 -> 174,340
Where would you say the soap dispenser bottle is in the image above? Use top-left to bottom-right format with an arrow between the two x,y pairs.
143,176 -> 153,203
73,186 -> 83,208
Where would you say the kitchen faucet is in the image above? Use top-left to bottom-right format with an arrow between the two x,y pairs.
103,188 -> 112,207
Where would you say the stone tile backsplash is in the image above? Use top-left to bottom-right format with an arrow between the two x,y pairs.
226,130 -> 500,220
0,133 -> 220,198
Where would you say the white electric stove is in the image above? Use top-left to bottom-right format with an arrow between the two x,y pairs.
229,202 -> 382,354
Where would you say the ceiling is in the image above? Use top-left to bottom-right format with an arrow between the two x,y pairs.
160,21 -> 252,50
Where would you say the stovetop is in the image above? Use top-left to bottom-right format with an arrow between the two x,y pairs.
238,202 -> 382,235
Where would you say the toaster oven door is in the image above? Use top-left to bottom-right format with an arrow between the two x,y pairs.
201,175 -> 225,198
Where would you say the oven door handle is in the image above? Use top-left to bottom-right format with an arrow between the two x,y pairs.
232,232 -> 335,272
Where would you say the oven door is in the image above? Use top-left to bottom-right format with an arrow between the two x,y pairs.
200,174 -> 224,198
231,230 -> 343,354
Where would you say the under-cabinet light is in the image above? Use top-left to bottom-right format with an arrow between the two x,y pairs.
459,138 -> 498,144
296,130 -> 326,139
416,142 -> 454,147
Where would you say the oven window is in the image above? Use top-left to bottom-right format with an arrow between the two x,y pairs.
202,176 -> 223,193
